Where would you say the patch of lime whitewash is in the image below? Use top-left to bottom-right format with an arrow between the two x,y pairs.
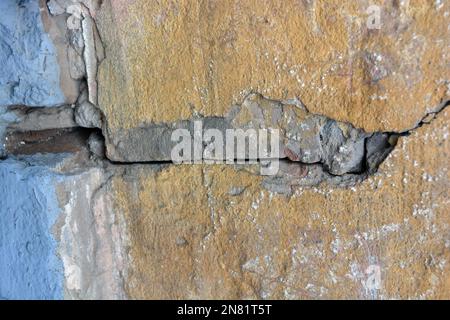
56,168 -> 128,299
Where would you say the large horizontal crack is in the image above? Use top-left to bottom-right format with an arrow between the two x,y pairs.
101,94 -> 448,174
1,95 -> 448,196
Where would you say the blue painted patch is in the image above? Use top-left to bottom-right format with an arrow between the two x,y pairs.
0,0 -> 65,107
0,158 -> 64,300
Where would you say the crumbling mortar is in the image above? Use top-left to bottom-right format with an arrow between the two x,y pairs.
2,98 -> 447,197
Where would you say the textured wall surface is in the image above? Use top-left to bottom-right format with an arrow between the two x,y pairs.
112,107 -> 450,299
0,0 -> 449,300
0,157 -> 63,299
0,0 -> 76,107
97,0 -> 449,133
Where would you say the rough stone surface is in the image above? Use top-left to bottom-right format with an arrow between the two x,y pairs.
56,166 -> 127,300
0,0 -> 78,107
0,157 -> 64,299
0,108 -> 448,299
0,0 -> 81,158
111,108 -> 449,299
96,0 -> 450,144
0,152 -> 127,300
74,86 -> 103,129
0,0 -> 449,300
6,105 -> 77,132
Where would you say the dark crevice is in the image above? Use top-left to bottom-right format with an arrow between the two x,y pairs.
397,99 -> 450,135
359,136 -> 370,175
4,127 -> 95,156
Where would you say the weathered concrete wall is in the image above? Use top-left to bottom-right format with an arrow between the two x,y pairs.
0,0 -> 449,300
